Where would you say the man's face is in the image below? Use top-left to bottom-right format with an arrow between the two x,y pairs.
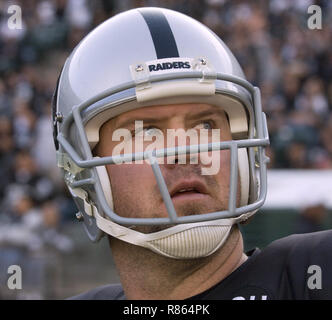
96,103 -> 238,232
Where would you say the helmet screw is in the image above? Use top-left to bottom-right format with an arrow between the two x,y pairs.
199,58 -> 207,65
75,212 -> 84,222
55,112 -> 63,123
135,64 -> 144,72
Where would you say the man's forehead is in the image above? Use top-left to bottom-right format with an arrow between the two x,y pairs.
111,103 -> 226,128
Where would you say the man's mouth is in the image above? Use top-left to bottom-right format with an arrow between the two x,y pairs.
170,180 -> 208,200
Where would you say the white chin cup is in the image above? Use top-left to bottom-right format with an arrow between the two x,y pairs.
95,210 -> 242,259
144,223 -> 233,259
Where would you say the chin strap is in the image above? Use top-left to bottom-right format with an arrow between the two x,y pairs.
94,208 -> 240,259
70,185 -> 248,259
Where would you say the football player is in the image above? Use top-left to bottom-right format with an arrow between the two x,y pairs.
53,8 -> 332,300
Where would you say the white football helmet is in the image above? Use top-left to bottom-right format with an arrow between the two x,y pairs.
52,7 -> 269,259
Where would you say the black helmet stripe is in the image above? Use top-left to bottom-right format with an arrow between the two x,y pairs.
139,9 -> 179,59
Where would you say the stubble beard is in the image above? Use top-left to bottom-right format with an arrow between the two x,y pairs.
111,177 -> 228,234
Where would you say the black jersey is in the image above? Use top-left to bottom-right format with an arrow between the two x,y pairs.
69,230 -> 332,300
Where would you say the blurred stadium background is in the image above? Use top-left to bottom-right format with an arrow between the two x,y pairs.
0,0 -> 331,299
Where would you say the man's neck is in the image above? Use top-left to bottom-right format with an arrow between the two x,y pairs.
109,226 -> 246,300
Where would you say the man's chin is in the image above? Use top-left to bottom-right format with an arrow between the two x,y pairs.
131,224 -> 176,234
130,205 -> 224,234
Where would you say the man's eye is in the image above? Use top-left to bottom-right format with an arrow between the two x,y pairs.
194,121 -> 214,130
132,126 -> 161,137
143,126 -> 160,136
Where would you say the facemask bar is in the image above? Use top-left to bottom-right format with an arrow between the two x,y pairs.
57,71 -> 270,225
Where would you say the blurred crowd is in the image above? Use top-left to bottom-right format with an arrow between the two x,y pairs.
0,0 -> 331,252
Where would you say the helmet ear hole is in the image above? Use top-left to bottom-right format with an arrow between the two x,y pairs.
95,164 -> 114,211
